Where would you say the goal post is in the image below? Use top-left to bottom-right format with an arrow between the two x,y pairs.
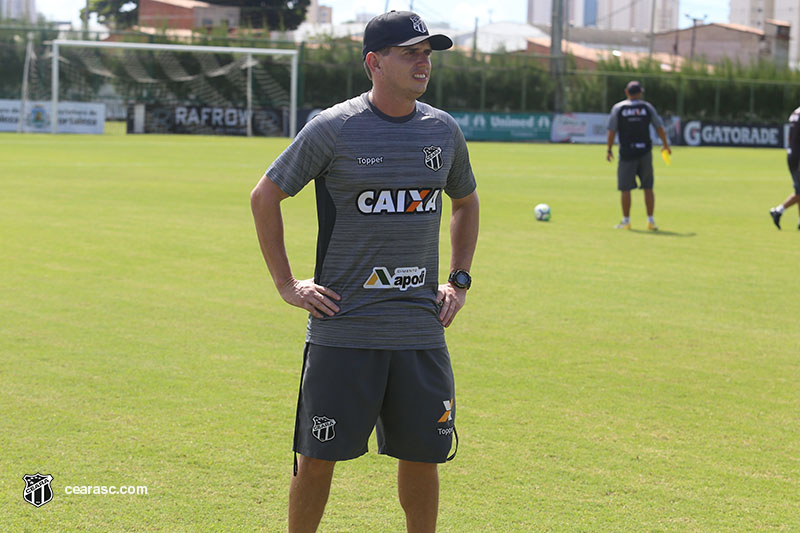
50,39 -> 299,137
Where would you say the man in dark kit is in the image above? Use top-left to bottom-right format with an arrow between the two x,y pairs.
769,105 -> 800,230
607,80 -> 672,231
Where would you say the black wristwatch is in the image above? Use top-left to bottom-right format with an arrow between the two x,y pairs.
448,269 -> 471,290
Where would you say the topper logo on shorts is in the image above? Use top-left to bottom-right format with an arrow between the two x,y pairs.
364,267 -> 426,291
357,188 -> 440,215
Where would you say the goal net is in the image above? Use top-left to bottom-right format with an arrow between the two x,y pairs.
36,40 -> 298,136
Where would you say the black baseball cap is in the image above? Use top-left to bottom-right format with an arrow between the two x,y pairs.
626,80 -> 643,94
362,11 -> 453,60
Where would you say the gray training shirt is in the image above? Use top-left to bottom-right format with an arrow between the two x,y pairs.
607,98 -> 664,160
266,93 -> 477,350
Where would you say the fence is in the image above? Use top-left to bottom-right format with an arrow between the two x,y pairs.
4,24 -> 800,125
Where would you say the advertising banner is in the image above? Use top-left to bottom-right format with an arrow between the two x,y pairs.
551,113 -> 609,143
552,112 -> 681,146
448,112 -> 552,142
682,120 -> 784,148
0,99 -> 105,134
127,105 -> 285,136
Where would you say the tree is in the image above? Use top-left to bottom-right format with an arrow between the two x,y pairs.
85,0 -> 138,29
208,0 -> 310,31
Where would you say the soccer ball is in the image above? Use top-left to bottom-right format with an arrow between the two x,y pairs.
534,203 -> 551,221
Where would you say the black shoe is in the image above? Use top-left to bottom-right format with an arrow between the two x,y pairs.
770,208 -> 782,230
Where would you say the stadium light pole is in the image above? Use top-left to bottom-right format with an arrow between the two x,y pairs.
648,0 -> 656,62
246,53 -> 253,137
290,50 -> 298,138
550,0 -> 565,113
82,0 -> 89,38
471,17 -> 478,59
51,41 -> 58,134
18,32 -> 34,133
685,13 -> 707,62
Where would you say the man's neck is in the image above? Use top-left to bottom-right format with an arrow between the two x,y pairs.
368,89 -> 417,117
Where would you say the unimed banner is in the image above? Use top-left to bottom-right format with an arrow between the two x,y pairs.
447,112 -> 552,141
0,99 -> 105,134
682,120 -> 783,148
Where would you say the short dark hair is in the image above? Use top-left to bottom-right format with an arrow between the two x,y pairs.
625,80 -> 643,95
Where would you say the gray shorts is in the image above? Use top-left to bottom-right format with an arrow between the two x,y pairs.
618,151 -> 654,191
293,343 -> 456,463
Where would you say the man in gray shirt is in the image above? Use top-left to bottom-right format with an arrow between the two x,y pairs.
250,10 -> 479,532
607,80 -> 671,230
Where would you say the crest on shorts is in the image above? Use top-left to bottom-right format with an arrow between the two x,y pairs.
410,16 -> 427,34
423,146 -> 443,171
311,416 -> 336,443
23,473 -> 54,508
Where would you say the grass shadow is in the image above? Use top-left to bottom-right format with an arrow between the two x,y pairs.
629,229 -> 697,237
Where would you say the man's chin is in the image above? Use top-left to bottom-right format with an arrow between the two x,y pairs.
408,85 -> 428,99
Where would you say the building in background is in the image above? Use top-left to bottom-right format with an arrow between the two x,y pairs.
138,0 -> 239,31
555,25 -> 651,53
305,0 -> 332,25
730,0 -> 799,68
454,21 -> 549,53
584,0 -> 598,26
527,0 -> 585,27
527,0 -> 677,32
0,0 -> 36,23
653,20 -> 790,67
526,35 -> 682,70
596,0 -> 678,32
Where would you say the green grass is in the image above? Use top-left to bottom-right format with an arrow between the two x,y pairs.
2,128 -> 799,531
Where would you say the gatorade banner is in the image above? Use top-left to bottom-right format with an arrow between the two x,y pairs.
682,120 -> 784,148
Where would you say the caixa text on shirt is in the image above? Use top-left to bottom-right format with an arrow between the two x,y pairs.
357,188 -> 441,214
621,107 -> 648,117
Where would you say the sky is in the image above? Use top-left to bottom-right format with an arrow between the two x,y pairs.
36,0 -> 731,31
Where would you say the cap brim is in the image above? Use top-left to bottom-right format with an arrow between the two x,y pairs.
395,34 -> 453,51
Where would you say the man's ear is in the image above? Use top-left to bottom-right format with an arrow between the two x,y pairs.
366,52 -> 380,76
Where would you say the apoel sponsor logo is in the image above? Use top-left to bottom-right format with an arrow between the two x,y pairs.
363,267 -> 426,291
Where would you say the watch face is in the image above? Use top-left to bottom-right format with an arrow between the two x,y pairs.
452,271 -> 470,288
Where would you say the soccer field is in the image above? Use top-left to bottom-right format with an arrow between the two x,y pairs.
2,128 -> 799,531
